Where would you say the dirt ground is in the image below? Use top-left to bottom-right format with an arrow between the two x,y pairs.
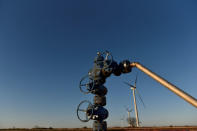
1,126 -> 197,131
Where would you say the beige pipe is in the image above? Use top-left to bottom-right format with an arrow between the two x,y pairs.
130,62 -> 197,108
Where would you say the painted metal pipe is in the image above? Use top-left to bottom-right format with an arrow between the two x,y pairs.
130,62 -> 197,108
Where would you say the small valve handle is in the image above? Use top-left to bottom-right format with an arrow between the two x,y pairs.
79,75 -> 94,94
77,100 -> 93,122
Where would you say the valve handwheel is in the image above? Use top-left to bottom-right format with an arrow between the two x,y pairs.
101,51 -> 114,77
79,75 -> 94,94
102,51 -> 113,69
77,100 -> 93,122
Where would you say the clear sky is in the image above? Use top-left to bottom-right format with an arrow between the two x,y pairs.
0,0 -> 197,129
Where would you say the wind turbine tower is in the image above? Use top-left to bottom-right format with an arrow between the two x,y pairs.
124,74 -> 145,127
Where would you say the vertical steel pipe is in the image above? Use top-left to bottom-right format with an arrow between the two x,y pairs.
130,62 -> 197,108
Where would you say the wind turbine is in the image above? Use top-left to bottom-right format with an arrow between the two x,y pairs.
126,107 -> 132,127
120,115 -> 125,127
123,74 -> 145,127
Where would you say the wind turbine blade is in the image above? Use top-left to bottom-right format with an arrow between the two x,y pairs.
123,81 -> 135,88
135,73 -> 138,87
136,89 -> 146,108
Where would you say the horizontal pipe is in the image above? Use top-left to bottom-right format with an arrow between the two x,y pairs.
130,62 -> 197,108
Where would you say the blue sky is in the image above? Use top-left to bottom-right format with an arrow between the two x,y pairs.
0,0 -> 197,128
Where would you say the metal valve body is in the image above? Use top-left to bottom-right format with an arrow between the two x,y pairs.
78,51 -> 132,131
